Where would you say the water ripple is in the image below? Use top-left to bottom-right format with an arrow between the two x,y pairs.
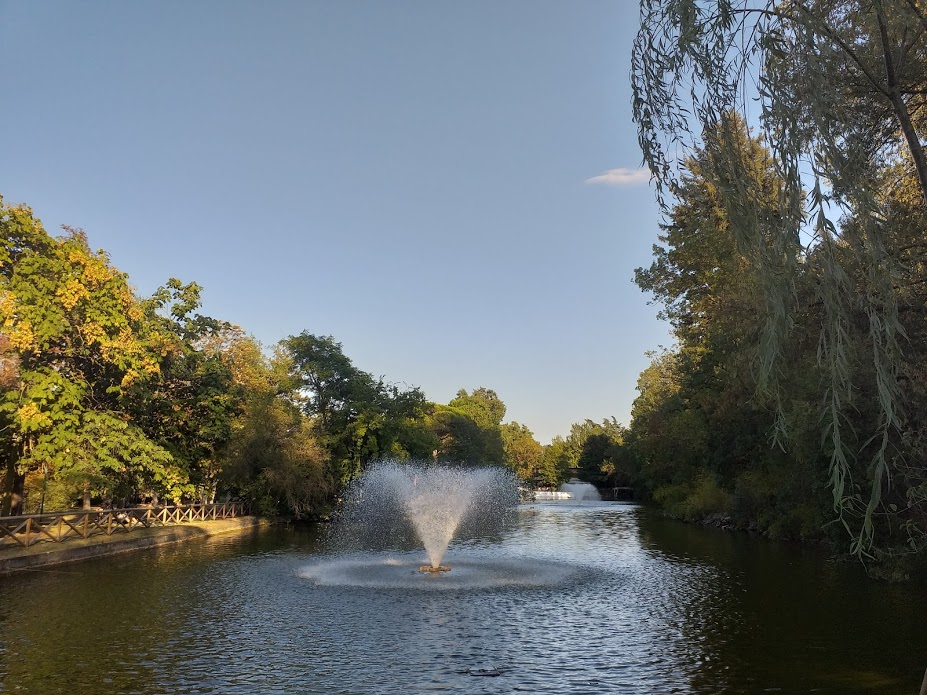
1,503 -> 925,694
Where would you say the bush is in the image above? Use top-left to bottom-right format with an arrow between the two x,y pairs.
654,475 -> 731,521
653,483 -> 691,518
682,473 -> 731,520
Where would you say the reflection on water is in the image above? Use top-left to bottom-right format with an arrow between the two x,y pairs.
0,503 -> 924,694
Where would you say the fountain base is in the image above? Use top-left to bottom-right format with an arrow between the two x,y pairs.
419,565 -> 451,573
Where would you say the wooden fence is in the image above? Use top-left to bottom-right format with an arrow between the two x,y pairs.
0,502 -> 251,549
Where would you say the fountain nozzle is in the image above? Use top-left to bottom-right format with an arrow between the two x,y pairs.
419,565 -> 451,573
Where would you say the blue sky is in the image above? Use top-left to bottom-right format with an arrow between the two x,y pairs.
0,1 -> 670,444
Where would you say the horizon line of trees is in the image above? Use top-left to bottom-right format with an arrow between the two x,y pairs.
0,197 -> 626,519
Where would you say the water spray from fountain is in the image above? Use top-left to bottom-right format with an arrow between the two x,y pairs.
559,478 -> 601,502
332,460 -> 519,572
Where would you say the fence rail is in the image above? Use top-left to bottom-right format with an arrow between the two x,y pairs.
0,502 -> 252,549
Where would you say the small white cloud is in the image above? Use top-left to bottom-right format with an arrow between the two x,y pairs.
585,167 -> 650,186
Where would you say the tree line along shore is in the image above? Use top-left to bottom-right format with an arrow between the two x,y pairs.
0,198 -> 624,525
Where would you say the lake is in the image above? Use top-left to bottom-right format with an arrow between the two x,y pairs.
1,501 -> 925,694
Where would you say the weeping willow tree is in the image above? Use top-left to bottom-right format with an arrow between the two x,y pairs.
631,0 -> 927,559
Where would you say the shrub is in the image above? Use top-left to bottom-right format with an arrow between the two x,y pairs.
682,473 -> 731,520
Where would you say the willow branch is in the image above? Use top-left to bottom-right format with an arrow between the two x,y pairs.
789,0 -> 894,100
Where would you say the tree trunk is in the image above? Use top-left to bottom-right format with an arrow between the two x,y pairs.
82,480 -> 91,510
0,458 -> 13,516
39,464 -> 48,514
875,8 -> 927,206
1,458 -> 25,516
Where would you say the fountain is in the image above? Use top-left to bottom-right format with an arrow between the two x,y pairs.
299,460 -> 586,590
533,472 -> 602,501
558,477 -> 601,501
330,461 -> 518,570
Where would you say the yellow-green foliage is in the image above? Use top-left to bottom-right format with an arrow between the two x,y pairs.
684,474 -> 731,520
0,199 -> 183,511
655,474 -> 730,522
22,470 -> 76,514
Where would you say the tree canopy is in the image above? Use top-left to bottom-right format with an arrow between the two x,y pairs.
0,201 -> 186,512
632,0 -> 927,562
283,332 -> 433,483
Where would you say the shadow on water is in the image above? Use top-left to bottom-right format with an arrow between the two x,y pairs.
635,510 -> 927,693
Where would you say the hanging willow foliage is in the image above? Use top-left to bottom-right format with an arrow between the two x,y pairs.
631,0 -> 927,557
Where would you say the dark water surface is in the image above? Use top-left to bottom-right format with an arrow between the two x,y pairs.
1,502 -> 925,694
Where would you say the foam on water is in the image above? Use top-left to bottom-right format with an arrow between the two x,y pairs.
298,551 -> 584,590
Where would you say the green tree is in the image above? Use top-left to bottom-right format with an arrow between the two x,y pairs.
449,387 -> 506,429
500,422 -> 543,481
577,431 -> 628,487
424,387 -> 511,466
633,117 -> 788,475
628,122 -> 822,532
561,418 -> 627,486
217,334 -> 333,518
629,352 -> 710,497
427,403 -> 505,466
125,280 -> 239,504
283,333 -> 356,432
283,332 -> 431,482
539,437 -> 571,487
632,0 -> 927,556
